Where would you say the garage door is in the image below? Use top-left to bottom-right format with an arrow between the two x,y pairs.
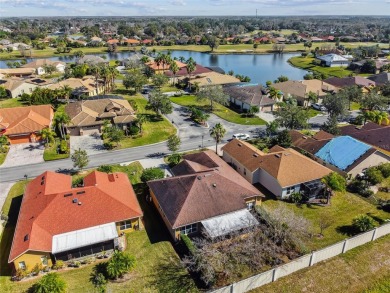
68,127 -> 80,136
8,135 -> 31,144
81,126 -> 100,136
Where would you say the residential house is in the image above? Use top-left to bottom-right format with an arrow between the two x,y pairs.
0,105 -> 53,144
180,71 -> 240,88
271,79 -> 335,106
6,43 -> 31,51
367,72 -> 390,86
316,54 -> 350,67
165,63 -> 211,79
324,76 -> 376,93
126,39 -> 140,46
0,68 -> 35,78
290,130 -> 390,177
147,59 -> 187,74
21,59 -> 65,75
77,55 -> 107,66
340,122 -> 390,155
223,84 -> 276,112
0,77 -> 53,98
47,77 -> 103,98
310,37 -> 324,42
8,171 -> 143,272
65,96 -> 136,136
147,151 -> 263,240
222,140 -> 332,199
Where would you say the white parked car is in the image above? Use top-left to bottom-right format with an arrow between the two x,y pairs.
312,103 -> 327,112
232,133 -> 250,140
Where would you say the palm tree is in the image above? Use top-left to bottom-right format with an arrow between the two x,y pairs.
154,53 -> 164,72
169,60 -> 179,85
178,56 -> 185,63
40,127 -> 55,147
186,57 -> 196,91
209,123 -> 226,155
60,85 -> 72,104
89,65 -> 101,94
100,65 -> 110,94
268,87 -> 282,101
54,112 -> 71,140
136,114 -> 147,135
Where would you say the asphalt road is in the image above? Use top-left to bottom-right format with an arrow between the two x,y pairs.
0,101 -> 265,183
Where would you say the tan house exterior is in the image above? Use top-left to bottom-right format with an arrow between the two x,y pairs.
147,151 -> 263,241
21,59 -> 66,75
1,77 -> 53,98
47,77 -> 104,97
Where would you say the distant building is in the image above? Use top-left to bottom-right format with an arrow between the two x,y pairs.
21,59 -> 66,75
316,54 -> 350,67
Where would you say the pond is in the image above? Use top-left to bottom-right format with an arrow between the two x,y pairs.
0,50 -> 308,85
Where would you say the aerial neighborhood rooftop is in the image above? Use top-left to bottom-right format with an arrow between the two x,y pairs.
0,13 -> 389,293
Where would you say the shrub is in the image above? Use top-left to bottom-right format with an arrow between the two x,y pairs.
97,165 -> 114,173
15,268 -> 28,280
141,167 -> 165,182
365,167 -> 384,185
377,163 -> 390,178
322,172 -> 346,192
59,140 -> 68,154
360,189 -> 374,198
352,215 -> 375,232
70,261 -> 81,268
52,260 -> 64,270
290,192 -> 302,203
167,153 -> 182,167
181,234 -> 196,255
31,272 -> 67,293
31,263 -> 43,275
103,142 -> 114,150
72,177 -> 83,188
128,125 -> 140,136
107,251 -> 136,279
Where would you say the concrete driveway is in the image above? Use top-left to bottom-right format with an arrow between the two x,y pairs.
1,143 -> 44,168
70,134 -> 107,156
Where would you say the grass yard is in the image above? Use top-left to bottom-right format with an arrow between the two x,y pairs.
288,56 -> 354,78
377,177 -> 390,201
307,108 -> 321,118
170,95 -> 266,125
43,139 -> 69,161
0,163 -> 198,293
0,98 -> 24,108
0,151 -> 7,165
252,234 -> 390,293
262,192 -> 390,251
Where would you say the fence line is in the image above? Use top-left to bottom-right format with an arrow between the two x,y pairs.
211,222 -> 390,293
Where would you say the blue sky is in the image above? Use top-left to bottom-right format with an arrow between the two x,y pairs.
0,0 -> 388,17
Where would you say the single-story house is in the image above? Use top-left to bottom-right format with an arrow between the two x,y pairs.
165,63 -> 212,79
0,105 -> 53,144
47,77 -> 104,98
21,59 -> 66,75
146,59 -> 187,74
65,96 -> 136,136
8,171 -> 143,272
290,130 -> 390,177
222,140 -> 332,199
77,55 -> 107,66
223,83 -> 276,112
271,79 -> 335,106
125,39 -> 140,46
0,77 -> 53,98
147,151 -> 263,240
316,54 -> 350,67
323,76 -> 376,92
340,122 -> 390,155
181,71 -> 240,88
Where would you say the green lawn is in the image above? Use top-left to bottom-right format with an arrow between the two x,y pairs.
170,95 -> 266,125
0,152 -> 7,166
43,139 -> 69,161
0,98 -> 24,108
377,177 -> 390,201
0,163 -> 198,293
307,108 -> 321,118
350,102 -> 361,111
262,192 -> 390,251
288,56 -> 355,78
252,234 -> 390,293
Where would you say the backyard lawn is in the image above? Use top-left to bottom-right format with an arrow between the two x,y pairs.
377,177 -> 390,201
170,95 -> 266,125
253,234 -> 390,293
0,98 -> 24,108
0,162 -> 198,293
262,191 -> 390,251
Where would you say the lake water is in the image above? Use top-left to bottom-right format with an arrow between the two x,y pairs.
0,51 -> 308,85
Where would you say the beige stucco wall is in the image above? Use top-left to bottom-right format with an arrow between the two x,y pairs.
10,82 -> 38,98
115,217 -> 141,235
349,151 -> 390,177
12,250 -> 52,271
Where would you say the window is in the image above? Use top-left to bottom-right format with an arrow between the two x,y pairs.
119,220 -> 132,230
179,223 -> 197,235
286,186 -> 295,195
244,168 -> 247,175
247,201 -> 254,210
18,261 -> 26,270
41,256 -> 48,266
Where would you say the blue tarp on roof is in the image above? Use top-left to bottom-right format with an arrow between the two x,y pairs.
315,136 -> 371,171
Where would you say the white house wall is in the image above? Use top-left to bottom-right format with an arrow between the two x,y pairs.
10,83 -> 38,98
258,169 -> 283,198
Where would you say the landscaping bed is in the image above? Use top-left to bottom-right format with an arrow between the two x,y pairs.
170,95 -> 266,125
43,138 -> 70,161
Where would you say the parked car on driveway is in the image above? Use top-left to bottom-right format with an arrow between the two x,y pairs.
312,103 -> 327,111
232,133 -> 250,140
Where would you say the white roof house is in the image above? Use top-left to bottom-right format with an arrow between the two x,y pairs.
317,54 -> 350,67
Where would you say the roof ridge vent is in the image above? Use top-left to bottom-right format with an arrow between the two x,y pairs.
212,183 -> 217,187
253,153 -> 259,157
275,154 -> 281,158
197,176 -> 202,180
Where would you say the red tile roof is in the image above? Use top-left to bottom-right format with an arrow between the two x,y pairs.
164,64 -> 212,77
9,171 -> 142,263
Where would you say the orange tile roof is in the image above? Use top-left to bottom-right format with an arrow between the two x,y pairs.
146,59 -> 186,71
9,171 -> 143,263
126,39 -> 140,44
222,139 -> 332,187
0,105 -> 53,136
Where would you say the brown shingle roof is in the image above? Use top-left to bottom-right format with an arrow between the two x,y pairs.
21,59 -> 65,69
223,84 -> 276,107
289,130 -> 331,154
148,150 -> 262,229
324,76 -> 376,88
222,139 -> 332,187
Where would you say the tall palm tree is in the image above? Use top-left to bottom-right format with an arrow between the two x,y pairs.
89,65 -> 101,94
109,66 -> 119,92
136,114 -> 147,135
54,112 -> 71,140
186,57 -> 196,91
40,127 -> 55,147
169,60 -> 179,85
60,85 -> 73,104
178,56 -> 185,63
100,65 -> 110,94
209,123 -> 226,155
154,53 -> 163,72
